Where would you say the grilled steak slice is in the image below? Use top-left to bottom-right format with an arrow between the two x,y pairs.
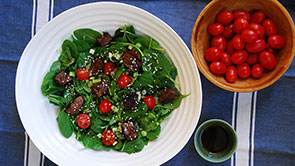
121,120 -> 138,141
123,92 -> 139,110
54,70 -> 73,87
158,88 -> 180,104
65,96 -> 84,116
90,58 -> 104,76
123,51 -> 143,72
97,32 -> 112,47
91,80 -> 108,98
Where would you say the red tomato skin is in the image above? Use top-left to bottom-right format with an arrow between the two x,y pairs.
204,47 -> 221,62
226,40 -> 236,55
250,11 -> 266,24
77,114 -> 91,129
222,24 -> 235,39
217,11 -> 234,25
232,35 -> 245,50
241,29 -> 258,43
211,36 -> 227,51
209,61 -> 227,75
248,23 -> 265,38
231,50 -> 248,65
259,51 -> 277,70
220,52 -> 232,66
225,66 -> 238,83
246,54 -> 259,65
143,96 -> 156,110
233,9 -> 251,21
76,68 -> 90,81
251,64 -> 264,78
99,99 -> 112,114
237,63 -> 251,79
245,39 -> 266,53
117,74 -> 130,88
208,23 -> 224,36
102,130 -> 116,146
263,19 -> 277,36
104,62 -> 116,76
268,35 -> 285,49
265,43 -> 276,54
233,18 -> 249,33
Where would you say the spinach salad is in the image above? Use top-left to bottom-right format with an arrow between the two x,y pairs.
41,25 -> 187,154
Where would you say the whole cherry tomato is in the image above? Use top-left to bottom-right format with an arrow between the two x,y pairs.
232,35 -> 245,50
233,9 -> 251,21
246,54 -> 259,65
245,39 -> 266,53
220,52 -> 232,66
77,114 -> 91,129
209,61 -> 227,75
251,64 -> 264,78
102,130 -> 116,146
226,40 -> 236,54
104,62 -> 116,76
143,96 -> 156,110
265,43 -> 276,54
263,19 -> 277,36
250,11 -> 266,24
231,50 -> 248,65
241,29 -> 258,43
76,68 -> 90,81
204,47 -> 221,62
268,35 -> 285,49
222,24 -> 235,39
208,23 -> 224,36
211,36 -> 227,51
118,74 -> 130,88
225,66 -> 238,83
217,11 -> 234,25
259,51 -> 277,70
233,18 -> 249,33
248,23 -> 265,38
99,99 -> 112,114
237,63 -> 251,79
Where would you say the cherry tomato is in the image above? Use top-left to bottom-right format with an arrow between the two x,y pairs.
217,11 -> 234,25
263,19 -> 277,36
102,130 -> 116,146
222,24 -> 235,39
246,54 -> 259,65
231,50 -> 248,65
248,23 -> 265,38
259,51 -> 277,70
118,74 -> 130,88
265,43 -> 276,54
233,18 -> 249,33
143,96 -> 156,110
76,68 -> 90,81
211,36 -> 227,51
104,62 -> 116,76
245,39 -> 266,53
226,40 -> 236,55
220,52 -> 232,66
209,61 -> 227,75
233,9 -> 251,21
237,63 -> 251,79
124,50 -> 138,57
204,47 -> 220,62
268,35 -> 285,49
241,29 -> 258,43
77,114 -> 91,129
251,64 -> 264,78
225,66 -> 238,83
99,99 -> 112,114
250,11 -> 266,24
208,23 -> 224,36
232,35 -> 245,50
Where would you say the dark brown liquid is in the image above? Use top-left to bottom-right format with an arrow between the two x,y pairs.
201,125 -> 229,153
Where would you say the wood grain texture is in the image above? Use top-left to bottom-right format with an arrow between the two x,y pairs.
191,0 -> 295,92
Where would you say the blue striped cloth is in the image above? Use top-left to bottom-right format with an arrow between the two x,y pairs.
1,0 -> 295,165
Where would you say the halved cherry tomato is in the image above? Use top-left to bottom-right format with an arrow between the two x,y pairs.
225,66 -> 238,83
231,50 -> 248,65
233,18 -> 249,33
144,96 -> 156,110
209,61 -> 227,75
76,68 -> 90,81
250,11 -> 266,24
233,9 -> 250,21
268,35 -> 285,49
246,54 -> 259,65
211,36 -> 227,51
248,23 -> 265,38
99,99 -> 112,114
118,74 -> 130,88
232,35 -> 245,50
259,51 -> 277,70
102,130 -> 116,146
226,40 -> 236,55
104,62 -> 116,76
124,50 -> 138,57
245,39 -> 266,53
251,64 -> 264,78
77,114 -> 91,129
208,23 -> 224,36
237,63 -> 251,79
204,47 -> 220,62
263,19 -> 277,36
222,24 -> 235,39
241,29 -> 258,43
217,11 -> 234,25
220,52 -> 232,66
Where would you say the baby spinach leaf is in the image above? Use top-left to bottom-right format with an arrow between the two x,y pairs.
132,72 -> 153,88
121,138 -> 145,154
73,39 -> 91,52
82,134 -> 108,150
49,60 -> 61,73
146,125 -> 161,141
73,29 -> 101,45
163,94 -> 189,110
124,103 -> 147,119
91,118 -> 108,133
59,47 -> 75,69
62,40 -> 78,59
47,94 -> 72,107
139,112 -> 158,132
41,60 -> 63,96
158,53 -> 172,75
57,110 -> 73,138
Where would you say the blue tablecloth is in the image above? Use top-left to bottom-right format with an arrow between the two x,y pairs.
1,0 -> 295,165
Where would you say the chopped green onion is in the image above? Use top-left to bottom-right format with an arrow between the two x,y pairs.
111,105 -> 118,112
133,72 -> 139,78
89,76 -> 95,80
97,133 -> 102,139
69,71 -> 75,77
141,130 -> 147,137
87,82 -> 93,88
92,78 -> 101,84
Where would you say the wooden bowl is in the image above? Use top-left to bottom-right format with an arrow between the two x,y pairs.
191,0 -> 295,92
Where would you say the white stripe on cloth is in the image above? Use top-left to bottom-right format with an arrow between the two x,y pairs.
28,139 -> 42,166
231,92 -> 237,166
250,91 -> 257,166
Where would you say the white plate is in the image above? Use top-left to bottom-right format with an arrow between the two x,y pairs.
16,2 -> 202,166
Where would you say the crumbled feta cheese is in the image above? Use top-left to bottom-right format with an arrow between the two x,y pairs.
89,49 -> 95,55
142,89 -> 147,95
